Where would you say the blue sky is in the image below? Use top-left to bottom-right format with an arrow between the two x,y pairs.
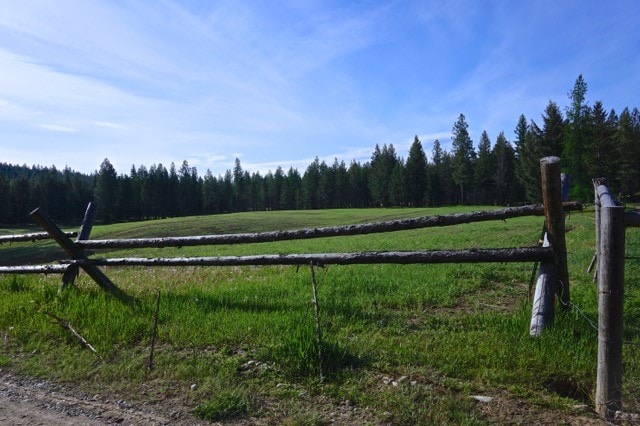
1,1 -> 639,176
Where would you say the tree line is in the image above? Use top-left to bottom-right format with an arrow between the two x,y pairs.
1,75 -> 638,225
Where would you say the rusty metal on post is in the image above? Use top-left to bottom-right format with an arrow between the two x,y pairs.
595,185 -> 625,420
29,207 -> 132,304
539,156 -> 570,310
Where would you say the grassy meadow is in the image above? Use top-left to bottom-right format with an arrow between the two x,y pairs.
1,206 -> 639,424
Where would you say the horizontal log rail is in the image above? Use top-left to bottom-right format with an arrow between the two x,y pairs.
625,210 -> 640,228
78,202 -> 582,250
61,246 -> 554,267
0,264 -> 69,274
0,231 -> 77,244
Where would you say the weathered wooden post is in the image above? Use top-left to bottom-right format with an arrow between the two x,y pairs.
77,202 -> 98,241
30,207 -> 132,304
595,184 -> 625,420
530,171 -> 571,335
588,178 -> 606,279
539,157 -> 570,310
62,202 -> 99,290
529,232 -> 556,335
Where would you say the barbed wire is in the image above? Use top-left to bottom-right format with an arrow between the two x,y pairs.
559,296 -> 640,348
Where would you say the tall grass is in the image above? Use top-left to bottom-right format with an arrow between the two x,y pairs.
1,206 -> 638,423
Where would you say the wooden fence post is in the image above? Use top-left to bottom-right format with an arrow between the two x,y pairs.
77,202 -> 98,241
62,202 -> 99,290
529,232 -> 556,335
595,186 -> 625,420
588,179 -> 606,279
539,157 -> 570,310
30,207 -> 132,304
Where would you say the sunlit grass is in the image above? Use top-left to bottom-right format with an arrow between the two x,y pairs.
0,206 -> 638,422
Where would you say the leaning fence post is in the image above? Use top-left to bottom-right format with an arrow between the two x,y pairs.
77,202 -> 98,241
539,156 -> 570,310
30,207 -> 132,304
595,186 -> 625,420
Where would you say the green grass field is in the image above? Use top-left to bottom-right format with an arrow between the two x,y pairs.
1,207 -> 639,424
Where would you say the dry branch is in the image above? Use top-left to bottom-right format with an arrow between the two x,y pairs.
64,246 -> 553,268
77,203 -> 582,250
44,311 -> 104,362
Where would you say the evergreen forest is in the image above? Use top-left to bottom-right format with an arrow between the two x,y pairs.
1,76 -> 639,225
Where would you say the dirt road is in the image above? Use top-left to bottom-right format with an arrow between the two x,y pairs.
0,370 -> 179,425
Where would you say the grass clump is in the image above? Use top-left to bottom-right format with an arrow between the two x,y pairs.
194,388 -> 252,422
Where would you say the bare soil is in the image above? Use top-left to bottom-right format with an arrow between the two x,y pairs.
0,368 -> 615,425
0,370 -> 180,425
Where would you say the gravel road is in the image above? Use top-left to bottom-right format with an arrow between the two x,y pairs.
0,369 -> 177,425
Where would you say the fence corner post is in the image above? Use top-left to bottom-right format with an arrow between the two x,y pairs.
595,196 -> 625,420
539,156 -> 570,310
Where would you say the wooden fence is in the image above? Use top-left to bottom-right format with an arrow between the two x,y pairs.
1,158 -> 578,310
592,179 -> 640,420
1,157 -> 580,317
10,157 -> 640,420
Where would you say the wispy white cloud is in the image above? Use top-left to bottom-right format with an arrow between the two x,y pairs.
36,124 -> 77,133
92,121 -> 125,130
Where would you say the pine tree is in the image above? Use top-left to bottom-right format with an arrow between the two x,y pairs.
282,167 -> 302,209
273,167 -> 285,210
563,75 -> 591,200
369,144 -> 400,207
347,161 -> 369,208
318,160 -> 335,209
492,132 -> 516,205
451,114 -> 476,204
440,151 -> 457,205
589,101 -> 616,181
0,173 -> 10,223
539,101 -> 564,157
513,114 -> 528,200
302,157 -> 321,209
95,158 -> 119,223
429,139 -> 444,206
202,169 -> 219,214
474,130 -> 494,204
389,161 -> 408,206
233,158 -> 249,211
405,136 -> 428,206
332,159 -> 349,208
615,108 -> 640,199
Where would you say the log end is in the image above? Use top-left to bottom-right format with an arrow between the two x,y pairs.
540,156 -> 560,166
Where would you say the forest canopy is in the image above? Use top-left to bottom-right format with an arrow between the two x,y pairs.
1,76 -> 639,224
